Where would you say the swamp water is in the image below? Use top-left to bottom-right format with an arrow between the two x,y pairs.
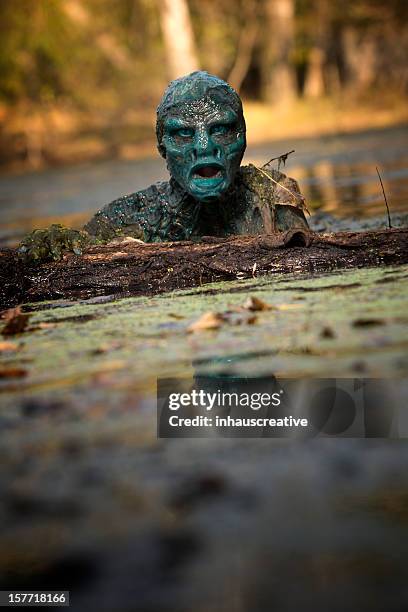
0,124 -> 408,244
1,126 -> 408,612
1,266 -> 408,612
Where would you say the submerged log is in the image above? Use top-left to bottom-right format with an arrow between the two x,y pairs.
0,228 -> 407,308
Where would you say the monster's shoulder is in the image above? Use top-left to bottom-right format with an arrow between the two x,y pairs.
84,181 -> 170,241
237,164 -> 304,207
234,164 -> 309,232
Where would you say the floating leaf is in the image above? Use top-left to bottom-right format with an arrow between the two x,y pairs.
1,307 -> 31,336
168,313 -> 185,320
0,367 -> 27,378
29,322 -> 58,331
187,312 -> 224,333
187,309 -> 258,332
320,326 -> 336,339
243,296 -> 273,312
92,341 -> 123,355
0,341 -> 19,352
277,304 -> 303,311
352,318 -> 385,328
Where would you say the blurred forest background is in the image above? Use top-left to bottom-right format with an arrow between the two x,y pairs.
0,0 -> 407,171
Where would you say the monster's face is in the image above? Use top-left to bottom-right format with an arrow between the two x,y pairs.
162,96 -> 246,202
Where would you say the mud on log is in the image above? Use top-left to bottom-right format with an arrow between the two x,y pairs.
0,228 -> 407,308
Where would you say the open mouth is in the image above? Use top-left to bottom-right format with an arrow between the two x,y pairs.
192,164 -> 223,180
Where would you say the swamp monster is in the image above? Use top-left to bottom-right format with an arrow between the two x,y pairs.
20,71 -> 309,261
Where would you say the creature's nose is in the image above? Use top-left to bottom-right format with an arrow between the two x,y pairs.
194,127 -> 220,159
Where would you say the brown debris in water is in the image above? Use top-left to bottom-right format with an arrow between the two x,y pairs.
0,367 -> 27,379
242,296 -> 274,312
1,306 -> 31,336
187,312 -> 225,333
0,341 -> 19,352
187,308 -> 258,333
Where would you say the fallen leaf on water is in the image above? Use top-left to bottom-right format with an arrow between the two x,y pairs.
188,312 -> 224,333
320,326 -> 336,339
352,318 -> 385,328
243,296 -> 273,312
168,313 -> 185,320
91,341 -> 123,355
1,307 -> 31,336
277,304 -> 303,311
0,341 -> 19,352
352,360 -> 367,373
187,309 -> 258,332
29,322 -> 58,331
0,367 -> 27,379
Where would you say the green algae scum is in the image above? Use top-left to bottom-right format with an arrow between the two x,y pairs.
1,264 -> 408,611
1,265 -> 408,408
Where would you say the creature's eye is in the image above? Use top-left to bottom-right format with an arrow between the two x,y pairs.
172,127 -> 194,139
210,123 -> 234,136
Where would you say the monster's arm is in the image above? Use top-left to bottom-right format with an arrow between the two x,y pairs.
18,224 -> 93,263
19,192 -> 147,263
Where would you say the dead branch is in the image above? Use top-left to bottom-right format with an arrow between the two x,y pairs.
1,228 -> 407,309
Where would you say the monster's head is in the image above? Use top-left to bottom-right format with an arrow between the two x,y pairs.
156,71 -> 246,203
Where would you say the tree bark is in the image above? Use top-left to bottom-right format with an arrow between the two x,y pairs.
1,229 -> 407,309
262,0 -> 297,103
228,0 -> 260,93
341,27 -> 377,94
158,0 -> 199,80
304,0 -> 330,98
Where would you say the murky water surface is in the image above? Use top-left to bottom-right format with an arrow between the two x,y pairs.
0,129 -> 408,612
0,125 -> 407,245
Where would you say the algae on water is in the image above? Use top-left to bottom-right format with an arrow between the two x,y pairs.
1,265 -> 407,415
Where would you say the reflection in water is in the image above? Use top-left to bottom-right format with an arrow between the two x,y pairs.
303,161 -> 338,213
295,160 -> 408,217
158,359 -> 400,438
0,125 -> 408,245
249,124 -> 408,221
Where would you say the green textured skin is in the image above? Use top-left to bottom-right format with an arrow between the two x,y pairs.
19,72 -> 308,261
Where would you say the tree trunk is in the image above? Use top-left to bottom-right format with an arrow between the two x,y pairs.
304,0 -> 330,98
341,27 -> 377,94
304,47 -> 325,98
228,0 -> 260,93
262,0 -> 297,103
159,0 -> 199,80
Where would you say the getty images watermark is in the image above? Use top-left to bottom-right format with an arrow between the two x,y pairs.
157,378 -> 408,438
166,388 -> 308,429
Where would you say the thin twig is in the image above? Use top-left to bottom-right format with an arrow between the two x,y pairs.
261,150 -> 295,170
376,166 -> 392,229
